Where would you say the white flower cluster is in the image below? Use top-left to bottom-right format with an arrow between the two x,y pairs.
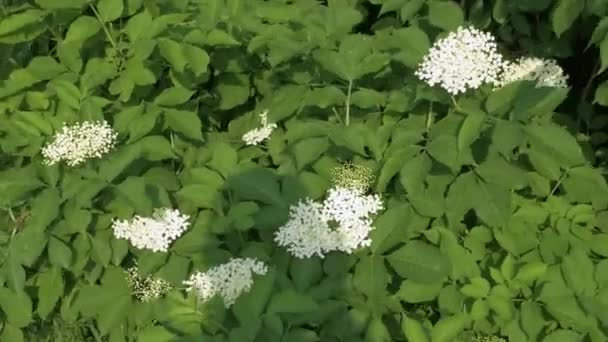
416,26 -> 505,95
41,120 -> 118,166
125,266 -> 172,302
183,258 -> 268,308
497,57 -> 568,88
274,186 -> 383,258
112,208 -> 190,252
242,109 -> 277,145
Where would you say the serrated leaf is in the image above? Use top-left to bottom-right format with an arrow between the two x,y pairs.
37,267 -> 64,318
0,288 -> 32,328
387,240 -> 451,283
267,290 -> 319,314
164,109 -> 202,140
97,0 -> 124,22
551,0 -> 584,37
427,1 -> 464,31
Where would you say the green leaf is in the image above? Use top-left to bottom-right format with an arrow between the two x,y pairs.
365,317 -> 391,342
562,165 -> 608,210
97,0 -> 124,22
525,123 -> 585,167
208,143 -> 238,178
290,258 -> 323,292
561,248 -> 596,296
293,137 -> 330,170
0,323 -> 23,342
473,180 -> 511,228
177,185 -> 221,211
427,135 -> 459,172
457,113 -> 485,152
354,255 -> 389,299
51,80 -> 81,110
48,236 -> 73,268
460,277 -> 490,299
520,301 -> 545,341
37,267 -> 64,318
594,81 -> 608,106
0,9 -> 46,44
0,288 -> 32,328
216,73 -> 250,110
36,0 -> 87,9
158,38 -> 188,72
233,270 -> 276,322
125,10 -> 153,41
392,27 -> 430,68
64,16 -> 101,43
0,167 -> 44,206
401,315 -> 429,342
155,87 -> 195,106
227,168 -> 284,206
397,280 -> 443,303
267,290 -> 319,314
514,262 -> 547,285
427,1 -> 464,31
551,0 -> 584,37
164,109 -> 203,140
387,240 -> 451,283
430,314 -> 469,342
351,88 -> 386,108
543,330 -> 583,341
137,135 -> 175,161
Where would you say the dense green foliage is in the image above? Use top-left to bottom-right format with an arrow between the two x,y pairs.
1,0 -> 608,341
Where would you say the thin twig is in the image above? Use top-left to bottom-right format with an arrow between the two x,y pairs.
89,4 -> 118,50
345,79 -> 353,126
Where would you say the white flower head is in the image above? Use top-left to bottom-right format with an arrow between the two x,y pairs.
112,208 -> 190,252
415,26 -> 505,95
126,266 -> 172,302
497,57 -> 568,88
275,187 -> 383,258
183,258 -> 268,308
242,109 -> 277,145
41,120 -> 118,166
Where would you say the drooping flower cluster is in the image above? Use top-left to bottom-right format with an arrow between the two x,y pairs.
275,186 -> 383,258
183,258 -> 268,308
242,109 -> 277,145
497,57 -> 568,88
415,26 -> 505,95
125,266 -> 172,302
112,208 -> 190,252
41,120 -> 118,166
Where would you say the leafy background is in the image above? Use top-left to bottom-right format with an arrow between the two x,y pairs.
1,0 -> 608,341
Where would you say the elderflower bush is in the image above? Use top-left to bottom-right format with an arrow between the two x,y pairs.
0,1 -> 608,342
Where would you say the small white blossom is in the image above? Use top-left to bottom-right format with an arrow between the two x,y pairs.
112,208 -> 190,252
183,258 -> 268,308
41,120 -> 118,166
497,57 -> 568,88
322,187 -> 383,253
274,199 -> 338,258
125,266 -> 172,302
242,110 -> 277,145
415,26 -> 505,95
275,186 -> 383,258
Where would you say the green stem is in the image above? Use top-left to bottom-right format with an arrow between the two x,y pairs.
345,79 -> 353,126
89,4 -> 117,50
450,95 -> 461,111
425,102 -> 434,131
549,169 -> 569,197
